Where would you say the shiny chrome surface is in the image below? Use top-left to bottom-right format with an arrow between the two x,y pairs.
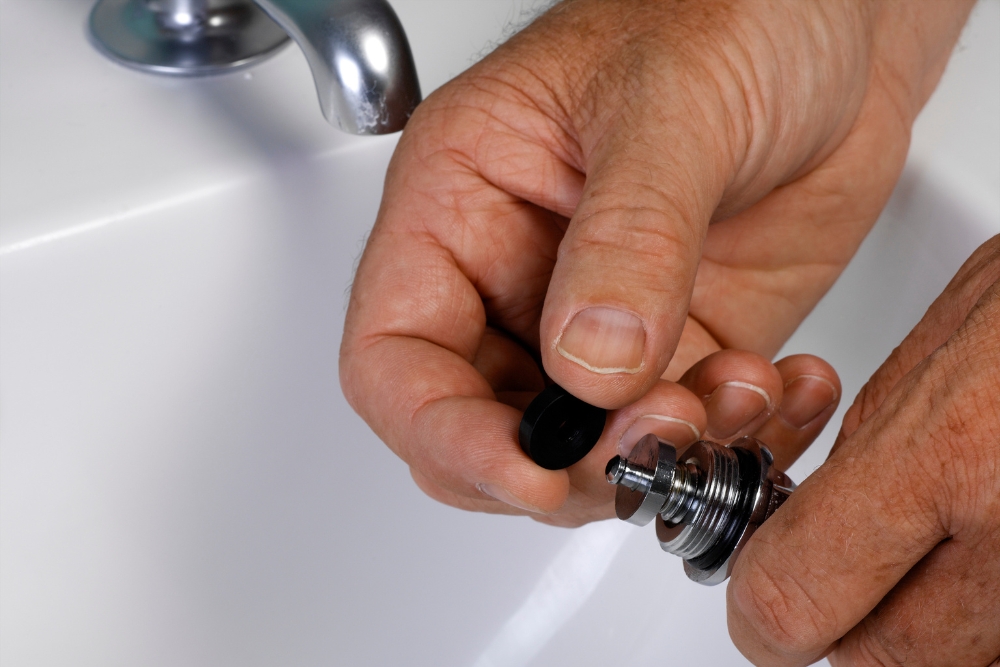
89,0 -> 290,75
608,435 -> 795,585
656,441 -> 742,562
254,0 -> 421,133
681,441 -> 796,585
89,0 -> 422,134
607,434 -> 678,526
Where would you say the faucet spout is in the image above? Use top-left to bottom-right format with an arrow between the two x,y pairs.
253,0 -> 422,134
89,0 -> 422,134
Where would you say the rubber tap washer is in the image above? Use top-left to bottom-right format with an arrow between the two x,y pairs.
518,384 -> 607,470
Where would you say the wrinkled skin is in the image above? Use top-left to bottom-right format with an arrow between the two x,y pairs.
340,0 -> 994,664
729,238 -> 1000,666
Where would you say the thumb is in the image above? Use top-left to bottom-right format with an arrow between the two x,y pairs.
540,105 -> 731,408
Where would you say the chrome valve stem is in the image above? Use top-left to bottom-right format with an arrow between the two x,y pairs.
606,434 -> 794,585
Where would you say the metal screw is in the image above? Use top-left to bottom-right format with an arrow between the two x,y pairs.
607,434 -> 794,585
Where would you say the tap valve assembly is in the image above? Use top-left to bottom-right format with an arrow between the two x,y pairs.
520,385 -> 795,585
606,433 -> 794,585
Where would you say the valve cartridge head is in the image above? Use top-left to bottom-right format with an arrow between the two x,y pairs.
608,435 -> 794,585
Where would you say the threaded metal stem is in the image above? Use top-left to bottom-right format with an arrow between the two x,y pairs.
659,462 -> 701,524
658,445 -> 741,560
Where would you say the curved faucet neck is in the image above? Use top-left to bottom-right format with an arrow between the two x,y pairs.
253,0 -> 422,134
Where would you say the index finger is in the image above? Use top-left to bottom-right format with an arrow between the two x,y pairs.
726,359 -> 949,665
340,81 -> 585,514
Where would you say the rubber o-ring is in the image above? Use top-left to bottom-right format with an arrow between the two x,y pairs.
518,384 -> 607,470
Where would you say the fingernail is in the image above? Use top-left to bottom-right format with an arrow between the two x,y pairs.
619,415 -> 701,456
556,307 -> 645,374
476,483 -> 548,514
705,382 -> 770,440
779,375 -> 837,429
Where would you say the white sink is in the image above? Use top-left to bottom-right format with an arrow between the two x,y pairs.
1,1 -> 997,666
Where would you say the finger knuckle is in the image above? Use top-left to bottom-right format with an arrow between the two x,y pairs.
834,626 -> 907,667
731,558 -> 838,655
558,214 -> 699,298
580,182 -> 698,232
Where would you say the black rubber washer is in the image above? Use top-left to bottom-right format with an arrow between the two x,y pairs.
518,384 -> 607,470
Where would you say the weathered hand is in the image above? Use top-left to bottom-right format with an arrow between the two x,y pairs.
729,236 -> 1000,666
340,0 -> 973,524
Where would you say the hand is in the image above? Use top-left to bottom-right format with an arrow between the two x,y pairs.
728,236 -> 1000,666
529,349 -> 842,525
340,0 -> 974,524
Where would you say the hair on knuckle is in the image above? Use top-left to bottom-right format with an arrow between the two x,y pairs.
733,560 -> 837,655
837,622 -> 908,667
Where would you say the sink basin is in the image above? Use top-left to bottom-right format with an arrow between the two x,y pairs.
1,1 -> 997,666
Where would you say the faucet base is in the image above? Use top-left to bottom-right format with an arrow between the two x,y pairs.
89,0 -> 290,76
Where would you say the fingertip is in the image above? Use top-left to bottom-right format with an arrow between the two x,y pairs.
752,354 -> 842,469
481,464 -> 572,515
704,381 -> 773,440
538,207 -> 700,409
604,379 -> 707,456
560,379 -> 706,501
477,482 -> 556,514
679,349 -> 784,397
554,306 -> 646,375
679,350 -> 783,441
543,304 -> 660,409
410,468 -> 524,516
410,395 -> 571,513
619,414 -> 701,455
773,356 -> 841,437
774,354 -> 841,398
777,375 -> 838,430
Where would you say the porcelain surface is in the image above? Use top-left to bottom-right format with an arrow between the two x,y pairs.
1,1 -> 997,666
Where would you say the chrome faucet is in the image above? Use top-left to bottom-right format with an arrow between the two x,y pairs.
89,0 -> 422,134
